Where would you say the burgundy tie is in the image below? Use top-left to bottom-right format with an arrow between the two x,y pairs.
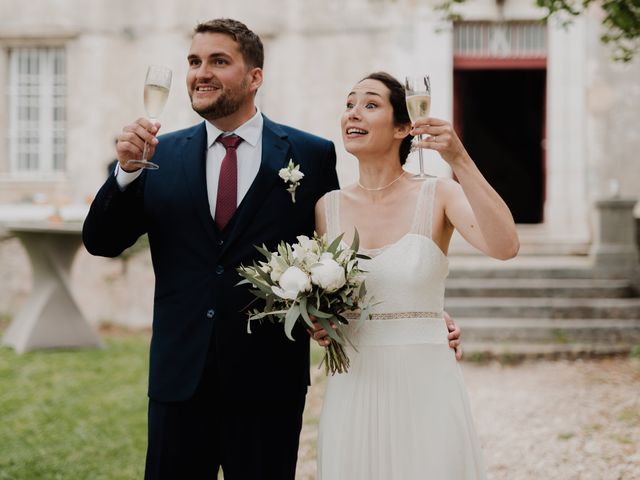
214,134 -> 243,231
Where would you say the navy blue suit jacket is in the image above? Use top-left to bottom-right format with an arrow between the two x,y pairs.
83,116 -> 339,402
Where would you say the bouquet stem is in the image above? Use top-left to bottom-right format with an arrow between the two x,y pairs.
321,341 -> 350,375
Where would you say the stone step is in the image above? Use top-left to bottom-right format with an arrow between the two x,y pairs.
455,317 -> 640,343
462,342 -> 634,362
445,278 -> 635,298
447,255 -> 634,280
445,297 -> 640,319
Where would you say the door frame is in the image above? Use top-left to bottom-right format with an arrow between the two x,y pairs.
453,56 -> 547,222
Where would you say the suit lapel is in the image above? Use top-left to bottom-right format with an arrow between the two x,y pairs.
180,122 -> 219,245
221,116 -> 290,256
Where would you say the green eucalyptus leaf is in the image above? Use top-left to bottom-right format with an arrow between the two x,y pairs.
350,227 -> 360,253
307,304 -> 333,319
298,296 -> 314,328
284,304 -> 301,341
316,316 -> 343,344
327,233 -> 345,255
255,245 -> 272,259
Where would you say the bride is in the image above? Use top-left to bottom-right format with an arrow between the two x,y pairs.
313,72 -> 519,479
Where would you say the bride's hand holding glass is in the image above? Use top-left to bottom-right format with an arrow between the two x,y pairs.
410,117 -> 469,168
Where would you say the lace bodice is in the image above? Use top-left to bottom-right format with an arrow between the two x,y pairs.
324,177 -> 449,315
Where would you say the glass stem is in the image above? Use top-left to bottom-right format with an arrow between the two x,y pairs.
141,141 -> 149,162
141,117 -> 156,162
417,134 -> 425,175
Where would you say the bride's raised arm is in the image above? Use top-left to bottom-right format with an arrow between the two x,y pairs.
413,117 -> 519,261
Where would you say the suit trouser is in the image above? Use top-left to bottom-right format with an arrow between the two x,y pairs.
144,337 -> 307,480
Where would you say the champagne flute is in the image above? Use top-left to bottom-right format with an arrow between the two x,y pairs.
405,75 -> 431,180
127,65 -> 172,170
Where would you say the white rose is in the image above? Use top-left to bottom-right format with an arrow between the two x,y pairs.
310,255 -> 346,293
272,266 -> 311,300
295,235 -> 314,250
289,169 -> 304,182
278,168 -> 292,182
292,236 -> 320,265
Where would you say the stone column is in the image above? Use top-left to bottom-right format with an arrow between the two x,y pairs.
590,197 -> 639,269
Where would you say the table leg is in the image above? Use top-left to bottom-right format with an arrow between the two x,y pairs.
2,231 -> 102,353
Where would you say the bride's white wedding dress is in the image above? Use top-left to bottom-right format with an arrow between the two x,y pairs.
317,178 -> 487,480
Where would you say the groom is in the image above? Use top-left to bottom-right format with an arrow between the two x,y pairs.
83,18 -> 461,479
83,18 -> 339,479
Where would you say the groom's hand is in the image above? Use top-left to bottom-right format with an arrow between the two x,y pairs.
117,118 -> 161,172
307,316 -> 335,347
445,311 -> 462,360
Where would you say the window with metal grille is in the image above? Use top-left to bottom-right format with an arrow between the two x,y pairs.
454,21 -> 547,58
8,47 -> 66,175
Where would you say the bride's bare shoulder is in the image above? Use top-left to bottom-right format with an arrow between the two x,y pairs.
434,176 -> 463,196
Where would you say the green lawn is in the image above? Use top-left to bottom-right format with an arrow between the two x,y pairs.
0,328 -> 326,480
0,333 -> 150,480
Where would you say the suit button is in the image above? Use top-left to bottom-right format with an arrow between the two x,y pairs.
206,309 -> 215,319
217,239 -> 224,246
215,265 -> 224,275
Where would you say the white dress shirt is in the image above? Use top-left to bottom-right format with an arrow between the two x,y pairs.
115,109 -> 264,220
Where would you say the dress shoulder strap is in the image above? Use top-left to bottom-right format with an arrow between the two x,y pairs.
323,190 -> 342,242
411,177 -> 438,238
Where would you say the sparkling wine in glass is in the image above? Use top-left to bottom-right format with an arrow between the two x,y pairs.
127,65 -> 172,170
405,75 -> 431,180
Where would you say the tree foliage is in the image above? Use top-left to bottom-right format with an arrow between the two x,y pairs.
537,0 -> 640,62
435,0 -> 640,62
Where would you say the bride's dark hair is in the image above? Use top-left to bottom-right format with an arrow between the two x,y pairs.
360,72 -> 413,165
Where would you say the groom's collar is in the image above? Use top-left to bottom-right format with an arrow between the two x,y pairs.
204,107 -> 263,149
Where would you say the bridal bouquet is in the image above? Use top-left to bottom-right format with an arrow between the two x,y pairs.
237,232 -> 371,374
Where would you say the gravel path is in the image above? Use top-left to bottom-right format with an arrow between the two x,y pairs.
297,358 -> 640,480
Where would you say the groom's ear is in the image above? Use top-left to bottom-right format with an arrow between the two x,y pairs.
248,67 -> 263,94
394,122 -> 412,140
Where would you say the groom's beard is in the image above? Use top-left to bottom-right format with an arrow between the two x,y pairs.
190,79 -> 249,120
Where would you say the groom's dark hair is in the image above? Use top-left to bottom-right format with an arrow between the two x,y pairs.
360,72 -> 413,165
194,18 -> 264,69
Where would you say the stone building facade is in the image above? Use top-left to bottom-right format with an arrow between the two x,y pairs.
0,0 -> 638,325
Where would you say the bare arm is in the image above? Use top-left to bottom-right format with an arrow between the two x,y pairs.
315,195 -> 328,237
413,117 -> 519,260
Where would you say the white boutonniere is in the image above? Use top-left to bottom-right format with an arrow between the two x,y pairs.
278,159 -> 304,203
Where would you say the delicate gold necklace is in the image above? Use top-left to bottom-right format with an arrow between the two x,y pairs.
357,171 -> 406,191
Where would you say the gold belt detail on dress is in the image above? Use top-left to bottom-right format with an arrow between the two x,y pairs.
343,311 -> 442,320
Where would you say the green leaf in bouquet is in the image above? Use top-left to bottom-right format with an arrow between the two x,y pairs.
252,261 -> 273,285
358,281 -> 367,300
284,304 -> 301,341
235,278 -> 252,286
356,253 -> 371,260
254,244 -> 273,259
298,296 -> 315,329
252,281 -> 273,295
334,312 -> 349,325
264,295 -> 275,312
327,233 -> 345,255
349,227 -> 360,253
249,288 -> 268,300
249,309 -> 289,321
307,304 -> 333,319
359,304 -> 371,324
316,316 -> 343,344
